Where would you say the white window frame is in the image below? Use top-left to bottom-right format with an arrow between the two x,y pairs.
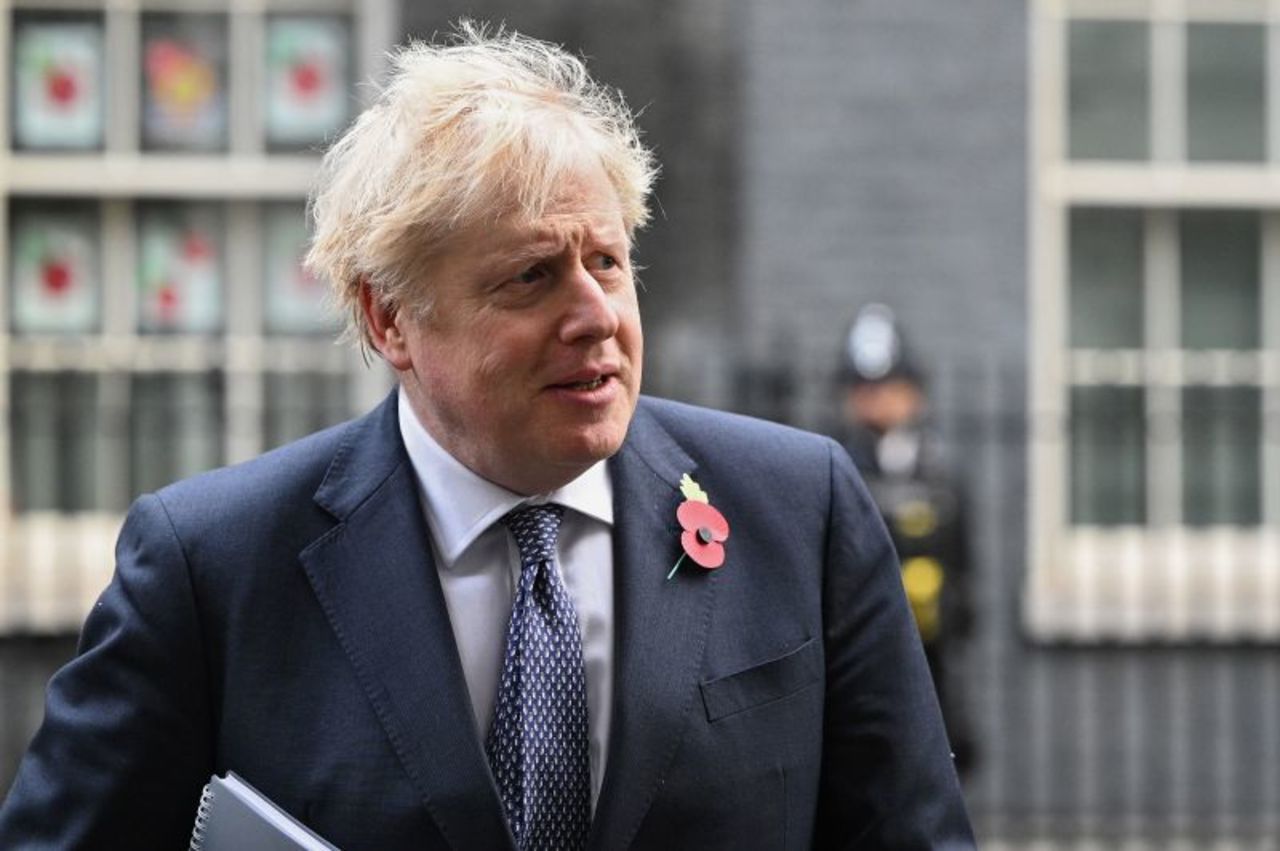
0,0 -> 397,632
1029,0 -> 1280,641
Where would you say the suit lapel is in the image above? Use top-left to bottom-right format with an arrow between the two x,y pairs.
299,395 -> 512,851
589,402 -> 720,851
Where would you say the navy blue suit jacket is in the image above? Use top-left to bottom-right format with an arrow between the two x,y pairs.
0,393 -> 975,849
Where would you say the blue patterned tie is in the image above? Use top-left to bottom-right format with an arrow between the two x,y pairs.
487,504 -> 591,851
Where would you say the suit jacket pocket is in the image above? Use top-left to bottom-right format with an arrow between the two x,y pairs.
699,638 -> 821,723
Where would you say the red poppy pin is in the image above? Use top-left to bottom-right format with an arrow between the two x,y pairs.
667,474 -> 731,580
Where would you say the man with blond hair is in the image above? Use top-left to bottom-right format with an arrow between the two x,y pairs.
0,24 -> 975,850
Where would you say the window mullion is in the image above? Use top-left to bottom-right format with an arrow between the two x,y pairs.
356,0 -> 397,109
1151,2 -> 1187,163
1262,214 -> 1280,526
0,137 -> 10,628
1146,209 -> 1182,528
1269,14 -> 1280,162
1264,209 -> 1280,641
228,9 -> 261,156
100,200 -> 135,339
97,200 -> 134,517
225,200 -> 263,464
104,5 -> 139,155
1064,0 -> 1155,19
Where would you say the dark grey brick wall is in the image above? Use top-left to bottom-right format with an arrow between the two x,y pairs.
737,0 -> 1028,428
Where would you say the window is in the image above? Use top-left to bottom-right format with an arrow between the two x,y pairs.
0,0 -> 397,632
139,13 -> 229,152
1030,0 -> 1280,641
1067,20 -> 1149,160
263,15 -> 352,151
10,12 -> 105,151
9,200 -> 100,333
136,202 -> 225,334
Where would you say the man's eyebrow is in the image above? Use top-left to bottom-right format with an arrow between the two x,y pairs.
486,219 -> 629,269
494,240 -> 562,269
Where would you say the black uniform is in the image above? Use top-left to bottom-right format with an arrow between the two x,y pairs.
836,303 -> 976,775
843,419 -> 976,776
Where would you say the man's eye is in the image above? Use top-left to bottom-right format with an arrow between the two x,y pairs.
594,254 -> 618,271
514,265 -> 547,285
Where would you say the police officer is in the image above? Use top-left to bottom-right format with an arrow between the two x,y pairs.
837,303 -> 977,776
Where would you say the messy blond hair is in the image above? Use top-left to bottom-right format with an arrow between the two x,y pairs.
305,21 -> 658,352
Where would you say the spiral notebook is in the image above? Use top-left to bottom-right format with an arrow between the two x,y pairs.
189,772 -> 340,850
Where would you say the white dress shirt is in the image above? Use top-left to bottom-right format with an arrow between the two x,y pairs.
397,390 -> 614,804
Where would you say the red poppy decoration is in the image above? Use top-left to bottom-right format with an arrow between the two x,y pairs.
678,501 -> 730,568
667,474 -> 731,580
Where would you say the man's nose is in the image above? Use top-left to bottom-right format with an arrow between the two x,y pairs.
558,263 -> 621,343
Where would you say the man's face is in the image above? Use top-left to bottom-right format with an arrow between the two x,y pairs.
369,161 -> 643,495
846,379 -> 924,435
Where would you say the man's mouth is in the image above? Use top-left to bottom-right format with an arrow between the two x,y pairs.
550,366 -> 618,392
562,377 -> 607,391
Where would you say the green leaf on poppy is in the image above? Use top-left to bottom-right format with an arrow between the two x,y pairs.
679,473 -> 709,503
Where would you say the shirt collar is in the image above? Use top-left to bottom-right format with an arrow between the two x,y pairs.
397,388 -> 614,569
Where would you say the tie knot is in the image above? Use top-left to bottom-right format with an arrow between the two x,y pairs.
501,503 -> 565,564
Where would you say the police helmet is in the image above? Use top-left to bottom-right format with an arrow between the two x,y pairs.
840,303 -> 921,386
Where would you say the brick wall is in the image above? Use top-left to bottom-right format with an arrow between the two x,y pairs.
737,0 -> 1027,430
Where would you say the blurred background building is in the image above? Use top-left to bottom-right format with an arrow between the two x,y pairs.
3,0 -> 1279,846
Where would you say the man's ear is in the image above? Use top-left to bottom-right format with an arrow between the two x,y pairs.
359,278 -> 412,370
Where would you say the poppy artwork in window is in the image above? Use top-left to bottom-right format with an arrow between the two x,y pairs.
264,16 -> 351,149
10,205 -> 101,334
141,15 -> 228,151
137,204 -> 224,333
11,15 -> 105,150
264,204 -> 333,334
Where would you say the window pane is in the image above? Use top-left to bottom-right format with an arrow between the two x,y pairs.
264,16 -> 352,150
1069,208 -> 1144,348
137,202 -> 225,333
1183,386 -> 1261,526
130,373 -> 223,497
1180,211 -> 1260,349
140,14 -> 228,151
1068,20 -> 1149,160
264,203 -> 334,334
1070,386 -> 1146,525
11,13 -> 105,150
10,373 -> 99,512
264,372 -> 350,449
1187,24 -> 1265,163
9,201 -> 101,334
